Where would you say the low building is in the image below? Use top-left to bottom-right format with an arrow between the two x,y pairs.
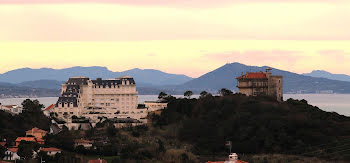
74,139 -> 93,148
0,142 -> 6,147
3,148 -> 20,161
44,104 -> 55,117
15,137 -> 44,146
236,68 -> 283,102
39,147 -> 62,156
144,101 -> 168,112
0,104 -> 22,114
207,153 -> 248,163
88,158 -> 107,163
26,127 -> 47,139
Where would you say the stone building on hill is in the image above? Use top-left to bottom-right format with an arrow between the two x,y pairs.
236,68 -> 283,102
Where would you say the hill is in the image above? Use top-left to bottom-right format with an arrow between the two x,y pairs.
177,62 -> 350,93
303,70 -> 350,82
0,67 -> 193,87
151,94 -> 350,161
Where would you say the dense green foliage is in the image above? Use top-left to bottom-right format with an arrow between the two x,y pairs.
152,94 -> 350,160
17,141 -> 40,159
0,99 -> 51,145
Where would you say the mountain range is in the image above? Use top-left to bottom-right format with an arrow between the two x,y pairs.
0,67 -> 193,87
1,63 -> 350,97
178,63 -> 350,94
303,70 -> 350,82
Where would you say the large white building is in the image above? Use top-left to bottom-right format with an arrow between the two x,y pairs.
49,76 -> 148,127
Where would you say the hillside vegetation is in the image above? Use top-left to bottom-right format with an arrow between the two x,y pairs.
152,94 -> 350,161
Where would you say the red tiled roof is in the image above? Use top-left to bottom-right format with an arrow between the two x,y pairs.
41,147 -> 61,152
75,139 -> 93,144
0,142 -> 6,147
16,137 -> 37,142
88,159 -> 107,163
237,72 -> 267,79
207,161 -> 248,163
8,148 -> 18,153
44,104 -> 55,111
36,138 -> 45,142
26,127 -> 47,134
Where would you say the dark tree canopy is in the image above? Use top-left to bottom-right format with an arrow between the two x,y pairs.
184,90 -> 193,98
219,88 -> 233,96
158,92 -> 168,99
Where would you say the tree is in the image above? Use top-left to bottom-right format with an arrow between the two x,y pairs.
21,99 -> 44,114
184,91 -> 193,99
0,145 -> 6,159
158,92 -> 168,99
17,141 -> 40,160
200,91 -> 209,98
219,88 -> 233,96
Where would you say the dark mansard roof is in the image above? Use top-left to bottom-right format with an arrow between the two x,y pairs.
92,77 -> 135,87
66,77 -> 89,85
55,97 -> 78,107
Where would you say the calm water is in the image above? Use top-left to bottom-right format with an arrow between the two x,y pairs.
1,94 -> 349,116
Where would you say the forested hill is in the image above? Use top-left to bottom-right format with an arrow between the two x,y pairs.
152,94 -> 350,161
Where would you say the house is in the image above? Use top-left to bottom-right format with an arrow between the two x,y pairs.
207,153 -> 248,163
39,147 -> 62,156
3,148 -> 20,161
26,127 -> 47,139
15,137 -> 44,146
0,105 -> 22,114
0,142 -> 6,147
74,139 -> 93,148
44,104 -> 56,117
236,68 -> 283,102
88,158 -> 107,163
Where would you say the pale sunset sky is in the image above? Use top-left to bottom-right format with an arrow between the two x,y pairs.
0,0 -> 350,77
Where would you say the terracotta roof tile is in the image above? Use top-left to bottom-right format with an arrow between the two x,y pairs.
16,137 -> 37,142
44,104 -> 55,111
8,148 -> 18,153
88,159 -> 107,163
75,139 -> 93,144
0,142 -> 6,147
26,127 -> 47,134
40,147 -> 61,152
237,72 -> 267,79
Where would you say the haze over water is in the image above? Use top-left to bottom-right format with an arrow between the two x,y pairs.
0,94 -> 349,116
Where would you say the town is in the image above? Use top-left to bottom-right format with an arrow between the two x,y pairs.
0,69 -> 285,163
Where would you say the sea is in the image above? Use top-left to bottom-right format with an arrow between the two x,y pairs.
0,94 -> 349,116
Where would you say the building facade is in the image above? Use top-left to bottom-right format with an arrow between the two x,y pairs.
49,76 -> 147,127
236,69 -> 283,102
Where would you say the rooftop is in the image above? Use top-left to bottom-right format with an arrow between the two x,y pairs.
40,147 -> 61,152
44,104 -> 56,111
88,159 -> 107,163
237,72 -> 267,79
26,127 -> 47,134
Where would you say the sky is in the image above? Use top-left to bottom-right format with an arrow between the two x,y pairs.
0,0 -> 349,78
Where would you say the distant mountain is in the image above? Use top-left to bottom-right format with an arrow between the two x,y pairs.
0,67 -> 193,87
303,70 -> 350,82
0,84 -> 59,98
19,80 -> 64,89
177,62 -> 350,94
